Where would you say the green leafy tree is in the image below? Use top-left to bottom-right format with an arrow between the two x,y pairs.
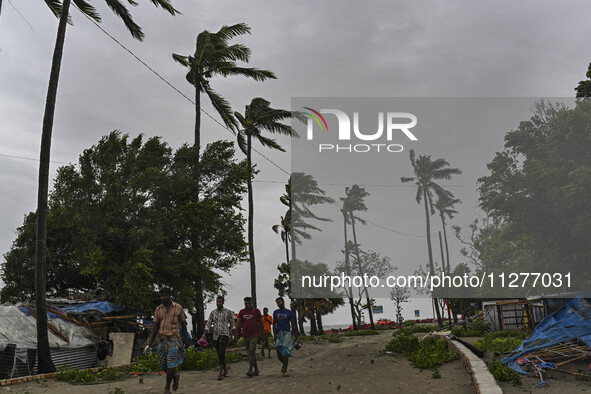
35,0 -> 177,373
478,99 -> 591,290
234,97 -> 300,306
401,150 -> 462,326
575,62 -> 591,98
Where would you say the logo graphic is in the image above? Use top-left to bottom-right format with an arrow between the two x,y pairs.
303,107 -> 418,153
303,107 -> 329,131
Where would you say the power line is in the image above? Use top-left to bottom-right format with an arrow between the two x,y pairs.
73,4 -> 288,176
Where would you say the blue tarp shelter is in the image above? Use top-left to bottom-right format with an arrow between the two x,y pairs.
503,296 -> 591,374
63,301 -> 125,314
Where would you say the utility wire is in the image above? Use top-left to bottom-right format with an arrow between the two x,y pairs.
73,3 -> 288,176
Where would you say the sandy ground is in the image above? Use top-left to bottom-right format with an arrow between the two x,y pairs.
5,332 -> 474,394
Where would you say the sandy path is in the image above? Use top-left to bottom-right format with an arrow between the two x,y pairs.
9,332 -> 474,393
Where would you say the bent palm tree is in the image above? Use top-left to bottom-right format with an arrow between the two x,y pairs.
172,23 -> 274,333
36,0 -> 177,373
235,97 -> 300,306
434,191 -> 460,274
401,149 -> 461,326
342,185 -> 375,329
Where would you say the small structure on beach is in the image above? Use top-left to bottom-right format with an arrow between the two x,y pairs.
0,304 -> 98,379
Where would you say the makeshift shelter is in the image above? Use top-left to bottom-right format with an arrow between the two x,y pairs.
0,305 -> 98,379
503,296 -> 591,374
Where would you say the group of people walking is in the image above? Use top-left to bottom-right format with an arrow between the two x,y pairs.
147,287 -> 299,393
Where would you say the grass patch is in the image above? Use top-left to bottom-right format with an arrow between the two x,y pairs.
344,329 -> 380,336
487,360 -> 521,385
57,348 -> 244,384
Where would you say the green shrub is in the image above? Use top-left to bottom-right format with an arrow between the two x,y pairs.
344,329 -> 380,336
393,324 -> 437,337
131,354 -> 160,373
407,336 -> 458,369
385,332 -> 420,354
319,334 -> 343,343
56,366 -> 79,382
487,360 -> 521,385
450,319 -> 490,337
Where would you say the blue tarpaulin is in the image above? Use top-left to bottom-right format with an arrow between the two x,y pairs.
63,301 -> 125,314
503,296 -> 591,374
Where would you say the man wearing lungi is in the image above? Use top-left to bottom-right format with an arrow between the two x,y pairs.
273,297 -> 299,377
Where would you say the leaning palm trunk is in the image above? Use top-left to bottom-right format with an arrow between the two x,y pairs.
35,0 -> 73,373
289,200 -> 306,336
349,213 -> 375,330
343,211 -> 358,330
441,215 -> 458,323
316,307 -> 325,335
423,189 -> 443,326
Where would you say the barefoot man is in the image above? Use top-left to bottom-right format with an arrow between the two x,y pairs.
273,297 -> 299,377
202,295 -> 236,380
148,287 -> 190,394
236,296 -> 264,377
261,307 -> 274,358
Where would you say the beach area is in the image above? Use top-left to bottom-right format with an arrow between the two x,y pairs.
6,331 -> 473,393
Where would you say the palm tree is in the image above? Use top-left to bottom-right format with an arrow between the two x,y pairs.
272,211 -> 291,264
342,185 -> 375,329
434,191 -> 460,274
235,98 -> 299,306
36,0 -> 177,373
172,24 -> 274,334
278,172 -> 334,333
400,149 -> 461,326
172,23 -> 276,150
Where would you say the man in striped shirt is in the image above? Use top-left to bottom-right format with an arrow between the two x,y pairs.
148,287 -> 190,394
202,295 -> 236,380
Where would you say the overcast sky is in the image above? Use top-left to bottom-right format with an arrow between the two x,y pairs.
1,0 -> 590,324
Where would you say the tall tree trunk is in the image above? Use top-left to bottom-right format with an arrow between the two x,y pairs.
288,197 -> 306,336
195,262 -> 205,339
284,236 -> 289,265
309,309 -> 318,336
316,307 -> 325,335
438,231 -> 451,325
342,211 -> 357,330
423,188 -> 443,326
349,213 -> 375,330
247,134 -> 257,306
191,83 -> 204,340
440,216 -> 458,323
35,0 -> 72,373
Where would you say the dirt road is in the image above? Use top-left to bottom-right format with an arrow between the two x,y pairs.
9,332 -> 474,393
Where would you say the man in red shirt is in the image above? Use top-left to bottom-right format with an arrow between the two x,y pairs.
236,296 -> 264,377
148,287 -> 190,393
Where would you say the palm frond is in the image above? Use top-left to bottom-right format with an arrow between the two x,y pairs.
104,0 -> 144,41
72,0 -> 101,22
203,84 -> 238,131
44,0 -> 63,18
254,134 -> 285,152
216,23 -> 251,41
218,66 -> 276,81
146,0 -> 179,15
236,131 -> 248,155
172,53 -> 189,67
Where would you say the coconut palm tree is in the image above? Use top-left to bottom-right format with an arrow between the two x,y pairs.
434,190 -> 460,274
400,149 -> 462,326
172,23 -> 275,149
342,185 -> 376,329
277,173 -> 334,333
172,24 -> 274,334
272,211 -> 291,264
235,98 -> 300,306
36,0 -> 177,373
